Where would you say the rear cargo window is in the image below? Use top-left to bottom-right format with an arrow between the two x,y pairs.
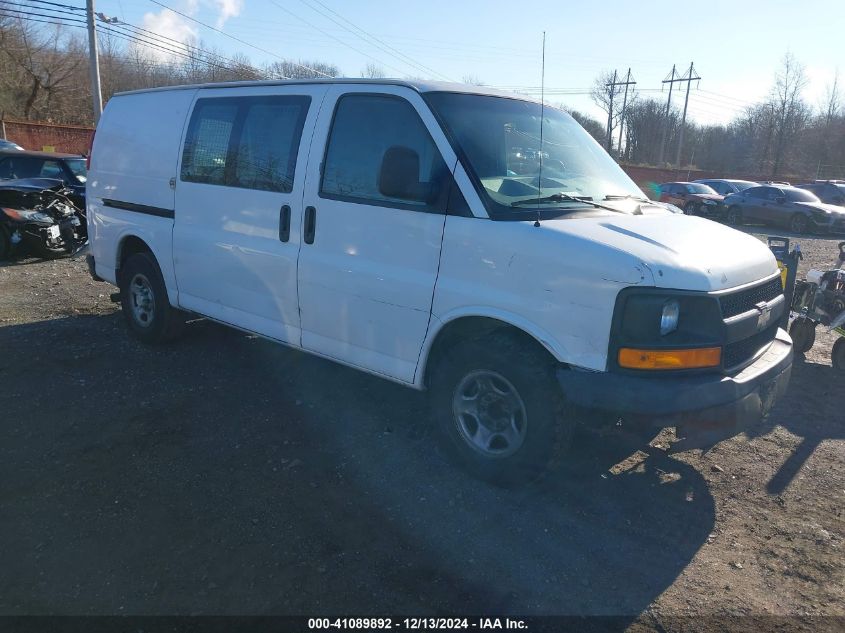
180,95 -> 310,193
181,102 -> 238,186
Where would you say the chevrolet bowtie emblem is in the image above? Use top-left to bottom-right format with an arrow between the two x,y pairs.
755,301 -> 772,330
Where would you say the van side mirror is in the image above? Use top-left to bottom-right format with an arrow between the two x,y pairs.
378,146 -> 430,203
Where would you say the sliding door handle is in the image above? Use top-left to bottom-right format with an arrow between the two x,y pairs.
279,204 -> 291,242
304,206 -> 316,245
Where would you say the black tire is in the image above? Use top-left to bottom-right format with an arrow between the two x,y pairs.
789,213 -> 809,234
725,206 -> 743,226
788,317 -> 816,354
33,243 -> 67,259
683,202 -> 697,216
832,338 -> 845,371
119,252 -> 184,344
0,225 -> 11,261
429,331 -> 574,486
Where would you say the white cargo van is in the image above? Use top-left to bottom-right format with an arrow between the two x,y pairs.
86,80 -> 792,484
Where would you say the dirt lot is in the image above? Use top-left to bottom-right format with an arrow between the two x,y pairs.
0,230 -> 842,630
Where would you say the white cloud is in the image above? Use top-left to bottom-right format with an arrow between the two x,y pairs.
210,0 -> 244,28
140,7 -> 199,60
137,0 -> 243,61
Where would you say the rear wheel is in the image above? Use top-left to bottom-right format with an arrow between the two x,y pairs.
789,213 -> 809,234
725,206 -> 743,226
832,338 -> 845,371
788,317 -> 816,354
119,252 -> 184,344
429,331 -> 574,486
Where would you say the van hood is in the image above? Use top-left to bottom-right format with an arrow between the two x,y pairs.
542,213 -> 778,292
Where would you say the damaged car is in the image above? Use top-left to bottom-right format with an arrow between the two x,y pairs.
0,178 -> 87,260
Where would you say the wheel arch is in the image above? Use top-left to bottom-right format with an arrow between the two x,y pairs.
114,231 -> 178,306
416,310 -> 567,389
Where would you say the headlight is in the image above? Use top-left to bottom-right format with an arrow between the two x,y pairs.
660,300 -> 680,335
2,207 -> 54,223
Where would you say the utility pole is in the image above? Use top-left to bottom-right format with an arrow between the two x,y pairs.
605,69 -> 617,151
674,62 -> 700,171
605,70 -> 636,154
616,68 -> 636,158
86,0 -> 103,125
657,64 -> 678,165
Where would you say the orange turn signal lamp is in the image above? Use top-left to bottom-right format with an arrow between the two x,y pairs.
618,346 -> 721,370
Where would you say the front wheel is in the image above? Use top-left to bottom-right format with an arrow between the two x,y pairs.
429,332 -> 574,486
725,206 -> 743,226
788,317 -> 816,354
683,202 -> 698,216
119,252 -> 185,344
789,213 -> 809,234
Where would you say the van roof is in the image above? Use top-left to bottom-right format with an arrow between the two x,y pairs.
114,78 -> 530,100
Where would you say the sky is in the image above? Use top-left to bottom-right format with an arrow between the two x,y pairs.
96,0 -> 845,126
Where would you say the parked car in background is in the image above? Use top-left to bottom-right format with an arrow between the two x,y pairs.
723,184 -> 845,233
694,178 -> 758,196
796,181 -> 845,206
0,150 -> 86,207
0,178 -> 87,260
0,139 -> 24,151
658,181 -> 725,216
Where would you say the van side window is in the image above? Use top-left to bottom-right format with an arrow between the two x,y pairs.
181,95 -> 310,192
181,101 -> 238,186
320,94 -> 449,212
234,98 -> 309,193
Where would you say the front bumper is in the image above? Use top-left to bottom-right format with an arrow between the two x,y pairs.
557,328 -> 793,436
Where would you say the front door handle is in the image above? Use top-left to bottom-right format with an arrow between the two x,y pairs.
304,206 -> 316,245
279,204 -> 291,242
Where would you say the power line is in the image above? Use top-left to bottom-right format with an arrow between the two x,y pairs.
0,5 -> 85,24
146,0 -> 331,78
267,0 -> 412,78
0,8 -> 262,76
297,0 -> 453,81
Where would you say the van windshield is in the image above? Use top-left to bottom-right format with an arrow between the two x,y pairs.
425,92 -> 644,216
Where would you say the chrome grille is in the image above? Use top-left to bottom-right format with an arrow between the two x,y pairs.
719,277 -> 784,319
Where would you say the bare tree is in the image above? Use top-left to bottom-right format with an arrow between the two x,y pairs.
822,71 -> 841,124
0,18 -> 83,120
769,52 -> 809,178
362,63 -> 386,79
266,59 -> 339,80
590,70 -> 625,150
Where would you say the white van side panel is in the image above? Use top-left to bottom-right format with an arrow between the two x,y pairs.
87,89 -> 197,300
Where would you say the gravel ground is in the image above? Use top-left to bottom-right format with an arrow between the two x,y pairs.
0,229 -> 842,630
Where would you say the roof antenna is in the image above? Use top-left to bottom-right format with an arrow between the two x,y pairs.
534,31 -> 546,228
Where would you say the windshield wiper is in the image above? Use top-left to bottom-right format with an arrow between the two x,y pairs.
511,192 -> 626,213
603,194 -> 651,203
